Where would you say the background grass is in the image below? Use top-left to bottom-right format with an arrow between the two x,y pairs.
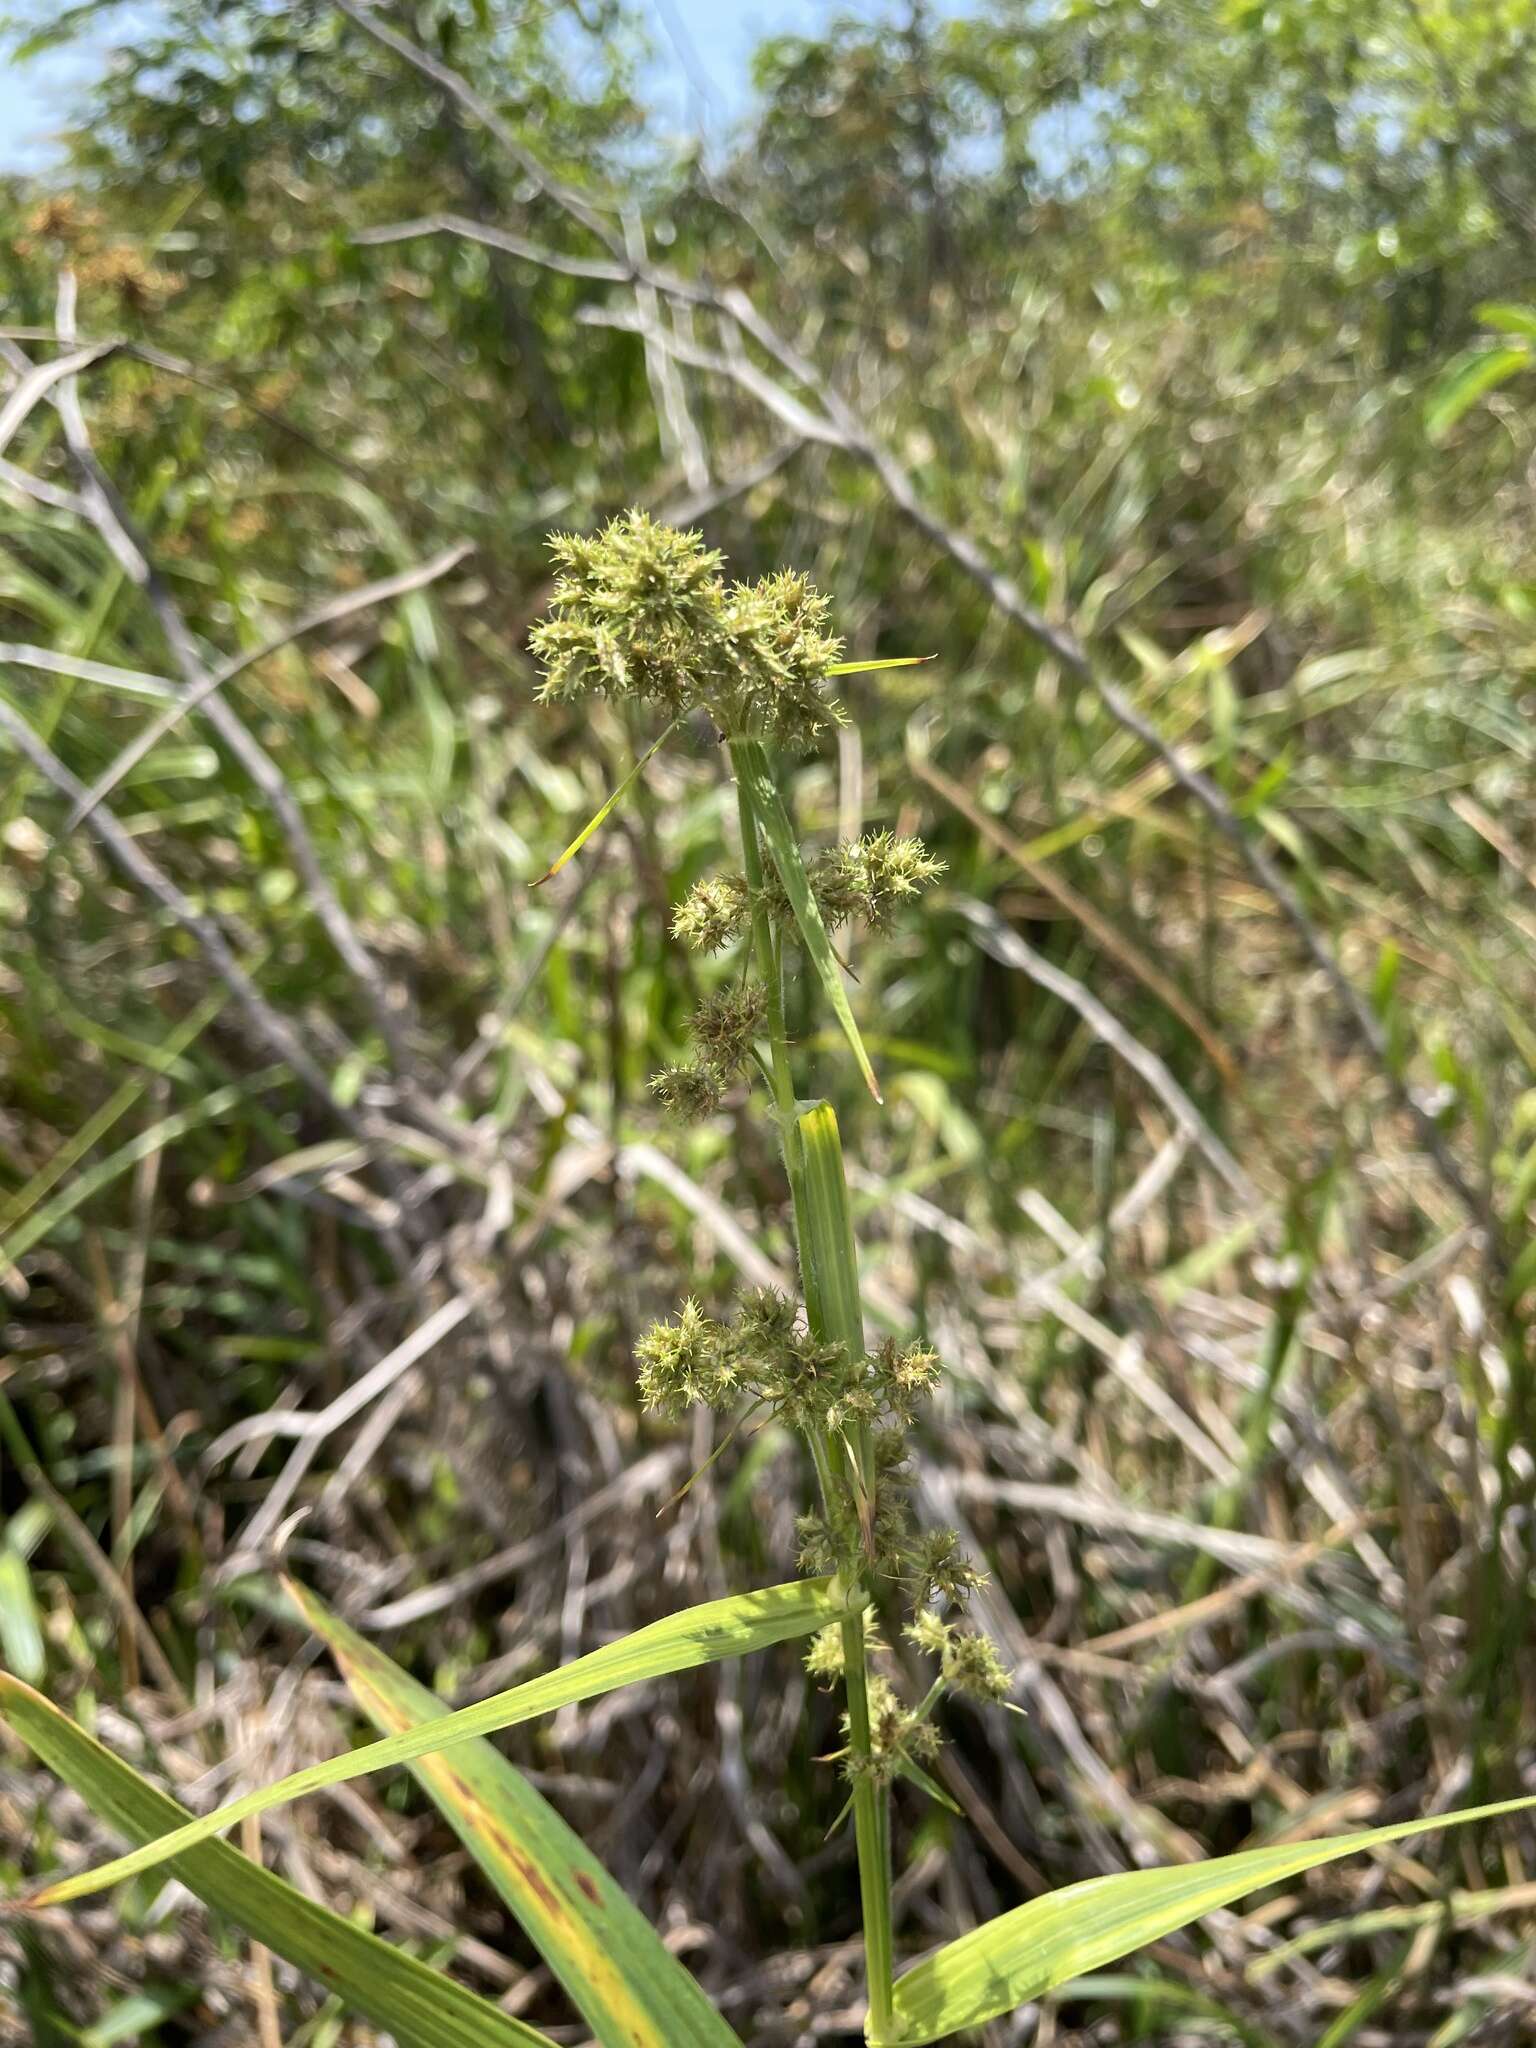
3,1 -> 1536,2042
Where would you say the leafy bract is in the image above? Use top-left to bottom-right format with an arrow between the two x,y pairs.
732,738 -> 881,1101
288,1580 -> 742,2048
0,1674 -> 557,2048
877,1795 -> 1536,2045
34,1575 -> 864,1905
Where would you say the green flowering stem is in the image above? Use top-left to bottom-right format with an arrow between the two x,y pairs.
730,737 -> 882,1101
729,744 -> 798,1131
726,762 -> 896,2027
796,1100 -> 894,2040
841,1611 -> 896,2037
533,520 -> 966,2042
729,743 -> 815,1286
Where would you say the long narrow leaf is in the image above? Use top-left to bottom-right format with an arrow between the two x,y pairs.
732,737 -> 881,1101
825,657 -> 935,675
288,1579 -> 742,2048
1474,301 -> 1536,339
879,1794 -> 1536,2045
0,1675 -> 556,2048
531,718 -> 677,886
35,1574 -> 864,1905
1424,343 -> 1529,440
0,1065 -> 285,1269
796,1101 -> 865,1359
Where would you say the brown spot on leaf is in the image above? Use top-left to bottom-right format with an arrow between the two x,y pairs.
574,1870 -> 601,1905
511,1850 -> 564,1919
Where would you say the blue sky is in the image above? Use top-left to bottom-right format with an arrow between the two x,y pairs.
1,2 -> 939,174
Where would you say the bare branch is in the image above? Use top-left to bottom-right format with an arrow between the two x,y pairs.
625,209 -> 710,494
956,894 -> 1258,1204
354,210 -> 630,284
0,341 -> 118,455
1,285 -> 421,1085
67,539 -> 475,829
330,0 -> 624,256
577,303 -> 844,446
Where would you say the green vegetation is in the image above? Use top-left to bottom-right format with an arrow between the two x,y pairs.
3,2 -> 1536,2043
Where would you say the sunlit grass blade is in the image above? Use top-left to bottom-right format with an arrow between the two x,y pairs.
1475,300 -> 1536,338
1424,343 -> 1530,440
731,738 -> 881,1101
792,1099 -> 893,2035
795,1101 -> 864,1360
877,1794 -> 1536,2045
1055,1974 -> 1282,2048
0,1674 -> 558,2048
0,1064 -> 287,1271
0,1549 -> 46,1682
34,1575 -> 865,1905
825,656 -> 935,675
288,1580 -> 743,2048
531,718 -> 678,886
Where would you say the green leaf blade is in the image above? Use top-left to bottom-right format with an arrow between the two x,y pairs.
795,1100 -> 865,1359
288,1580 -> 742,2048
1474,301 -> 1536,339
1425,343 -> 1530,440
532,718 -> 678,886
34,1575 -> 864,1906
0,1549 -> 46,1682
732,738 -> 881,1101
880,1796 -> 1536,2045
0,1675 -> 557,2048
825,656 -> 935,675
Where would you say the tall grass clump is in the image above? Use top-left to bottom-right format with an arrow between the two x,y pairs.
5,514 -> 1535,2048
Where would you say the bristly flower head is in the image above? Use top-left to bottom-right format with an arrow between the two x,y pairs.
688,982 -> 766,1074
530,512 -> 723,715
634,1297 -> 734,1418
671,874 -> 752,953
812,833 -> 947,932
648,979 -> 767,1120
911,1527 -> 987,1609
649,1063 -> 724,1119
671,835 -> 944,956
842,1674 -> 942,1787
529,511 -> 846,747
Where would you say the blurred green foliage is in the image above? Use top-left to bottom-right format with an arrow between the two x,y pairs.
4,1 -> 1536,2040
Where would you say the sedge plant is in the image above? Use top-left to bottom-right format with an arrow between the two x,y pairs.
531,509 -> 1007,2039
7,513 -> 1536,2048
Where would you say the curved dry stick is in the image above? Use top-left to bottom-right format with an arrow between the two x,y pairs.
956,894 -> 1257,1205
66,539 -> 474,829
0,341 -> 118,455
4,286 -> 421,1090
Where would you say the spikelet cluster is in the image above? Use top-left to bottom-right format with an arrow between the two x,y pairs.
649,979 -> 766,1119
529,512 -> 845,747
636,1291 -> 936,1440
807,1613 -> 1012,1787
672,832 -> 944,954
847,1674 -> 945,1787
905,1610 -> 1012,1702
